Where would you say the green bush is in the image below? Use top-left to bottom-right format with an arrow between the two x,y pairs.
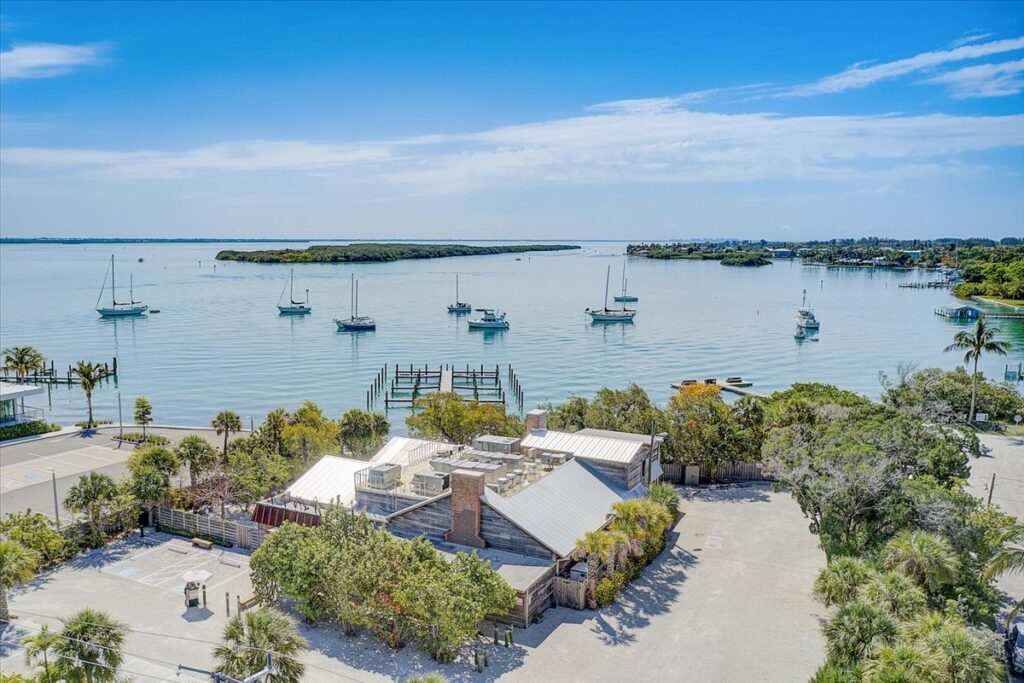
0,421 -> 59,441
648,482 -> 681,524
406,674 -> 450,683
121,432 -> 171,446
595,572 -> 628,606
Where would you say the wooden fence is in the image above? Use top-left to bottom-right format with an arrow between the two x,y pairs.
553,577 -> 587,610
152,506 -> 267,550
661,461 -> 771,484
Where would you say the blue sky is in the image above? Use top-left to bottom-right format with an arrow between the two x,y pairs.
1,1 -> 1022,239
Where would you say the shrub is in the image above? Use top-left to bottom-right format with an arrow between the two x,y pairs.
407,674 -> 449,683
120,432 -> 170,446
648,482 -> 681,524
594,575 -> 620,607
0,421 -> 59,441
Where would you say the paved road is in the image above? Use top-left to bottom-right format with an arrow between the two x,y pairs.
0,426 -> 237,522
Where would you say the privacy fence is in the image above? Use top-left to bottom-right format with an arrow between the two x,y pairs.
152,506 -> 267,550
660,461 -> 771,484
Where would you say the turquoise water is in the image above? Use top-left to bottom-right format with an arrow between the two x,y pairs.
1,241 -> 1021,428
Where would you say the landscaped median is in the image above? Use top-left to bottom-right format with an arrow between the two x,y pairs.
574,482 -> 680,608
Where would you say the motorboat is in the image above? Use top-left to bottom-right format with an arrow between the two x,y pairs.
277,268 -> 311,315
335,274 -> 376,330
96,255 -> 148,317
795,289 -> 820,329
587,265 -> 636,322
447,274 -> 471,313
468,308 -> 509,330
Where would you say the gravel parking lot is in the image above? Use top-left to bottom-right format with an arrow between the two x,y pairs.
1,484 -> 827,683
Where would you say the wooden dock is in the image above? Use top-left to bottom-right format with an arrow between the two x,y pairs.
672,377 -> 768,399
0,357 -> 118,386
366,363 -> 525,411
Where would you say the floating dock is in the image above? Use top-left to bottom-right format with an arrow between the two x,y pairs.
366,363 -> 525,411
898,281 -> 949,289
672,377 -> 768,399
0,357 -> 118,386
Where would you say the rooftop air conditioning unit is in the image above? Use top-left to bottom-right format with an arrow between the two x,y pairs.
367,463 -> 402,490
413,471 -> 450,495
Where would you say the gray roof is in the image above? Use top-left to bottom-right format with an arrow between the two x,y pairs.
432,542 -> 553,592
482,459 -> 640,558
576,428 -> 653,444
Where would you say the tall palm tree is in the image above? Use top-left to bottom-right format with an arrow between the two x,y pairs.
128,467 -> 170,536
813,556 -> 875,607
175,434 -> 218,485
53,608 -> 125,683
0,540 -> 38,622
883,530 -> 958,593
63,472 -> 118,546
213,606 -> 307,683
944,316 -> 1011,422
73,361 -> 104,428
575,531 -> 615,606
21,624 -> 60,683
212,410 -> 243,457
261,408 -> 289,456
3,346 -> 45,379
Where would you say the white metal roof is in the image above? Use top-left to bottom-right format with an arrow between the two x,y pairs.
285,455 -> 371,506
0,382 -> 44,401
482,459 -> 640,558
576,428 -> 653,444
370,436 -> 450,466
520,429 -> 644,464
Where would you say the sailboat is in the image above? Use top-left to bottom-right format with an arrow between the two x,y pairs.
613,260 -> 638,303
447,275 -> 471,313
795,288 -> 820,329
335,274 -> 376,330
587,266 -> 636,322
96,255 -> 148,317
277,268 -> 311,315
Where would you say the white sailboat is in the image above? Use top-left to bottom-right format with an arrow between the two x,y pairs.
587,266 -> 636,322
96,255 -> 148,317
467,308 -> 509,330
335,274 -> 376,330
447,275 -> 471,313
613,260 -> 638,303
277,268 -> 311,315
795,289 -> 820,329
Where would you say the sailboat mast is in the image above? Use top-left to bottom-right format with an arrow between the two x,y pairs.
350,274 -> 355,317
621,262 -> 627,297
456,274 -> 459,302
130,274 -> 134,303
802,288 -> 807,308
290,269 -> 294,302
355,280 -> 359,318
604,266 -> 611,310
111,255 -> 116,306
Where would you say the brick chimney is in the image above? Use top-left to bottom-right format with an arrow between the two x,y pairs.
525,408 -> 548,432
446,470 -> 486,548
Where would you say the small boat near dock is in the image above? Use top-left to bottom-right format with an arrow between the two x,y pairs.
613,260 -> 638,303
96,255 -> 148,317
447,275 -> 471,313
277,268 -> 311,315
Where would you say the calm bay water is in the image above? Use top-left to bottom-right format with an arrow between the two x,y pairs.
1,241 -> 1021,428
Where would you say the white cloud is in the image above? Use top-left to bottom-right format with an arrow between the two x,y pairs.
785,36 -> 1024,96
5,104 -> 1021,194
923,59 -> 1024,98
0,42 -> 108,81
948,33 -> 994,49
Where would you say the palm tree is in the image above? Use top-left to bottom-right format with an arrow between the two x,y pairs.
575,531 -> 615,606
175,434 -> 218,485
261,408 -> 289,456
132,396 -> 153,439
73,361 -> 105,428
883,530 -> 958,593
858,571 -> 927,620
213,606 -> 307,683
22,624 -> 60,682
0,540 -> 38,622
944,316 -> 1011,422
822,600 -> 898,667
128,467 -> 170,536
924,622 -> 1003,683
984,524 -> 1024,625
3,346 -> 45,379
212,410 -> 243,457
63,472 -> 118,546
813,557 -> 875,607
861,643 -> 942,683
53,608 -> 125,683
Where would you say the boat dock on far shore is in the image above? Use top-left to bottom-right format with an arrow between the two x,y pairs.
671,377 -> 768,399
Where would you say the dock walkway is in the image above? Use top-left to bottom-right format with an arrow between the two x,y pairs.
440,366 -> 454,393
672,378 -> 768,399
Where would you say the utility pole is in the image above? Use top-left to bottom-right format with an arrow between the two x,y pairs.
987,472 -> 996,507
117,392 -> 124,439
50,469 -> 60,528
179,651 -> 273,683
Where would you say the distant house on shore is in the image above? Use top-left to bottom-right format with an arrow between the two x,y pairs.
768,248 -> 794,258
934,305 -> 981,320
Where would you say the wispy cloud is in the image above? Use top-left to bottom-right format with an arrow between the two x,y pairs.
0,42 -> 109,81
948,32 -> 994,49
923,59 -> 1024,99
5,103 -> 1022,194
785,36 -> 1024,96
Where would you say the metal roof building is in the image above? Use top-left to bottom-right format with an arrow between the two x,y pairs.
284,455 -> 373,507
371,435 -> 450,466
520,429 -> 644,464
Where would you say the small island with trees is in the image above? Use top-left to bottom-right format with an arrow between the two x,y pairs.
215,243 -> 580,263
